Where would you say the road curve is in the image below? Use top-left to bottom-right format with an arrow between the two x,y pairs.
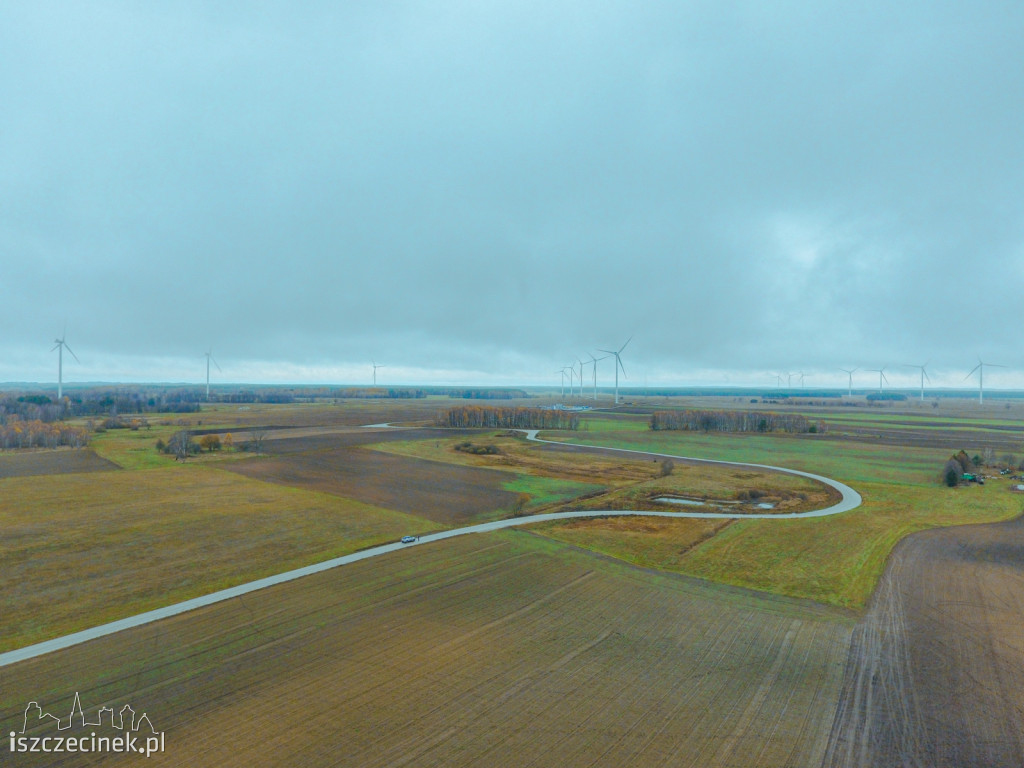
0,427 -> 861,668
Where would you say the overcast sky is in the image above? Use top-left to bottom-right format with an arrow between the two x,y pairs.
2,1 -> 1023,390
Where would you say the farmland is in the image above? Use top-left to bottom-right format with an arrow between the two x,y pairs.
3,394 -> 1024,766
1,532 -> 853,768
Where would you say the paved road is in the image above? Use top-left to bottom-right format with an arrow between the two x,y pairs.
0,427 -> 861,667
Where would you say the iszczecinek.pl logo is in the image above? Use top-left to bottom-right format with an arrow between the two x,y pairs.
10,691 -> 165,758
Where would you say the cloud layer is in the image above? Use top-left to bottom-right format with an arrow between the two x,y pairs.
2,1 -> 1023,387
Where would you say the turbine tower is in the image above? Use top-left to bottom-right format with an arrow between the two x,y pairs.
598,337 -> 631,405
372,360 -> 384,387
866,367 -> 888,393
204,349 -> 221,401
965,358 -> 1005,404
839,367 -> 858,396
903,363 -> 930,401
51,328 -> 79,400
588,354 -> 608,400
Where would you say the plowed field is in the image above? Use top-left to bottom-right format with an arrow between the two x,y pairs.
1,532 -> 853,768
226,431 -> 519,525
0,448 -> 119,478
824,513 -> 1024,767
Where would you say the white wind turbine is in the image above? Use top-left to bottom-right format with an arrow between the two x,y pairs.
51,326 -> 79,400
588,354 -> 608,400
839,367 -> 858,396
557,368 -> 569,398
965,358 -> 1005,404
204,349 -> 221,401
598,337 -> 631,405
372,360 -> 385,386
903,363 -> 930,401
866,367 -> 888,393
567,362 -> 579,399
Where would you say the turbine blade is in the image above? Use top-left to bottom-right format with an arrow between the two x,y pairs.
618,357 -> 627,379
64,344 -> 80,363
619,336 -> 632,354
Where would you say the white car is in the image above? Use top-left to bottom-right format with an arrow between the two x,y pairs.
401,535 -> 418,544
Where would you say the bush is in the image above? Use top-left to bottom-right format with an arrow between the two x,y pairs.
943,459 -> 963,487
658,459 -> 674,477
199,434 -> 222,452
453,441 -> 501,455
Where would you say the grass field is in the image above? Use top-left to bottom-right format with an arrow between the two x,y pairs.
532,415 -> 1023,608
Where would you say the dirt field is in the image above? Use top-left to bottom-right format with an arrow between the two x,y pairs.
824,513 -> 1024,767
1,532 -> 853,768
0,448 -> 119,478
225,429 -> 519,525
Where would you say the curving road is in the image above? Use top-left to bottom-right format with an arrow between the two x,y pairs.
0,427 -> 860,668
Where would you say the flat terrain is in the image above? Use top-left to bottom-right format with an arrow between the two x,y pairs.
824,513 -> 1024,767
224,429 -> 521,525
1,532 -> 854,768
0,464 -> 424,652
547,416 -> 1022,608
5,397 -> 1024,766
0,447 -> 119,478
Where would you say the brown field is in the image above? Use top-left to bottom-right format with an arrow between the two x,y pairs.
225,429 -> 519,525
824,512 -> 1024,767
0,465 -> 424,652
374,432 -> 838,514
0,448 -> 119,478
1,532 -> 854,768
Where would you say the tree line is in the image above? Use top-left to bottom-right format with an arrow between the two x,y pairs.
0,418 -> 89,450
649,409 -> 826,434
439,406 -> 579,430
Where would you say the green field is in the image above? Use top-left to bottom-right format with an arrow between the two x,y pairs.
532,415 -> 1023,608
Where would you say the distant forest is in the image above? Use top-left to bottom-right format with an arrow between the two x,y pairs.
439,406 -> 578,430
650,409 -> 826,434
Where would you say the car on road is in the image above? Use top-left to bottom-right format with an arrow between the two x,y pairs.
401,535 -> 418,544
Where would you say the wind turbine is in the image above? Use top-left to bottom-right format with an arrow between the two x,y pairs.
598,337 -> 631,405
798,371 -> 806,388
903,363 -> 930,401
587,354 -> 608,401
204,349 -> 221,401
567,362 -> 579,399
965,358 -> 1005,404
372,360 -> 385,386
774,373 -> 784,388
839,367 -> 858,396
51,327 -> 79,400
866,367 -> 888,393
557,368 -> 569,398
